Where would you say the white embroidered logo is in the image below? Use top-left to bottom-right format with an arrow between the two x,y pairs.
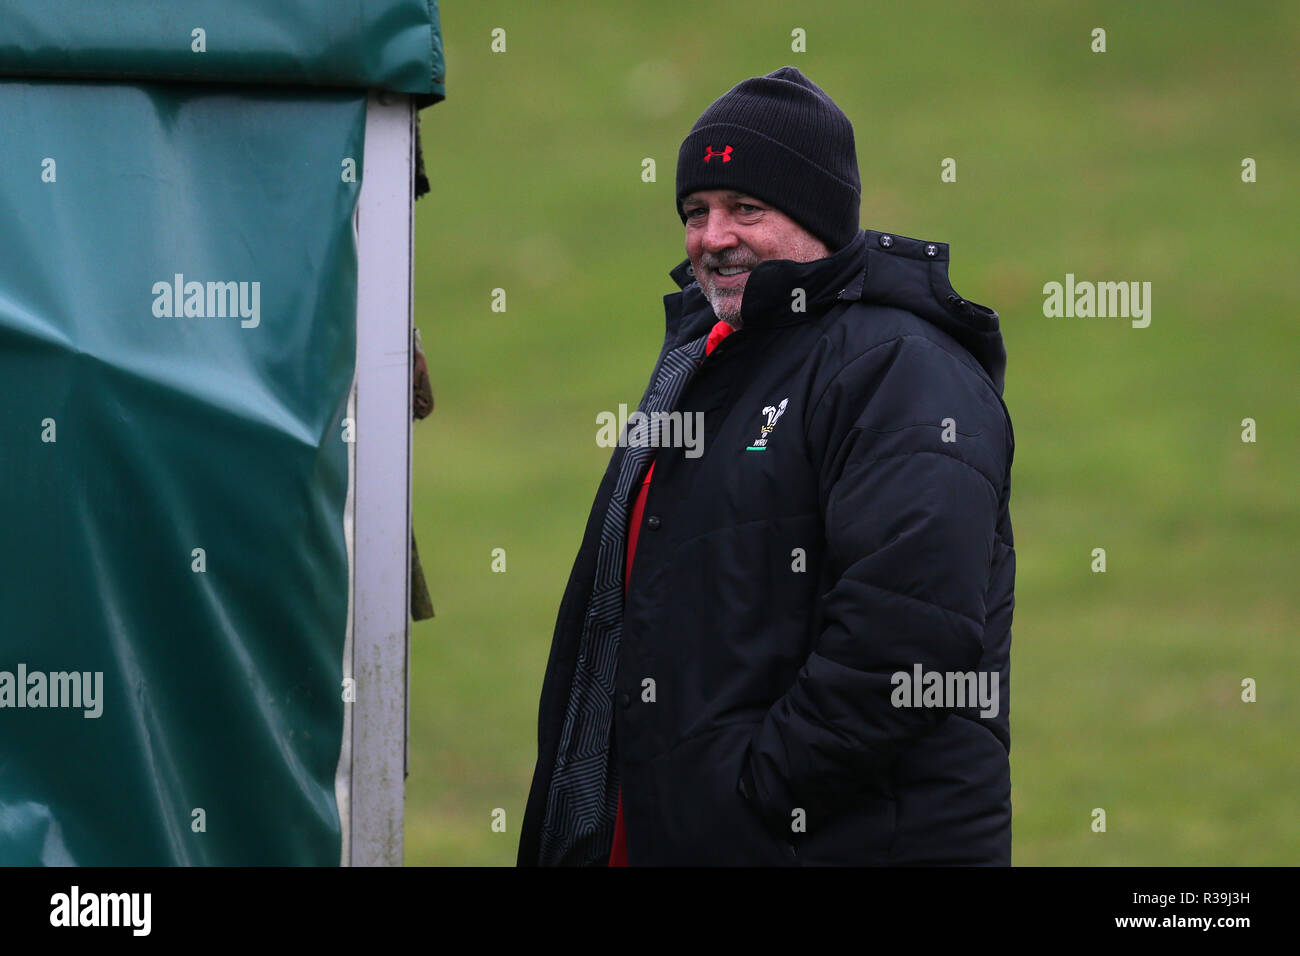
747,398 -> 788,451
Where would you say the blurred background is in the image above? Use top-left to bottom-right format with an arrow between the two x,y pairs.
408,1 -> 1299,865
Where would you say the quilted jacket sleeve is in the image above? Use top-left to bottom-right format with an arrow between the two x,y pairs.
739,332 -> 1010,831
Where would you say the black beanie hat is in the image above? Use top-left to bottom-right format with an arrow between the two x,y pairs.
676,66 -> 861,252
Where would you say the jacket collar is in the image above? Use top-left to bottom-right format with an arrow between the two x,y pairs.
665,230 -> 868,342
662,227 -> 1007,394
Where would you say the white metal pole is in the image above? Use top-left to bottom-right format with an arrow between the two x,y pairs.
345,91 -> 414,866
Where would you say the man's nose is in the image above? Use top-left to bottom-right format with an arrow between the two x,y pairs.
700,212 -> 738,253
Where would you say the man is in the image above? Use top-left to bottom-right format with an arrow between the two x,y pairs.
519,66 -> 1015,866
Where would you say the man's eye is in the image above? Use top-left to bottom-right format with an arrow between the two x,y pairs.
738,203 -> 761,213
685,208 -> 705,218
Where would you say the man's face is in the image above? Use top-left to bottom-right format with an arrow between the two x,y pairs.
682,189 -> 831,328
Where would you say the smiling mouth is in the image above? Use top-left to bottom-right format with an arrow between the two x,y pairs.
710,265 -> 752,288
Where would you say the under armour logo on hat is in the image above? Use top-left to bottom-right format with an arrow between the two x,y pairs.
702,145 -> 733,163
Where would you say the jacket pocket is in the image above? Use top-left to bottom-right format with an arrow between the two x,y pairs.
790,791 -> 897,865
632,722 -> 795,866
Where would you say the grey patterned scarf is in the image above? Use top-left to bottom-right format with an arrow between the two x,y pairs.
538,328 -> 712,865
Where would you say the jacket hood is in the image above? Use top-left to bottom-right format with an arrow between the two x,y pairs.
667,227 -> 1007,393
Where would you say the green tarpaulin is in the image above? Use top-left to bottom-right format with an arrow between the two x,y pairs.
0,0 -> 441,865
0,0 -> 444,104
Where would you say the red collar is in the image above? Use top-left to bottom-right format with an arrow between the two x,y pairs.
704,320 -> 735,355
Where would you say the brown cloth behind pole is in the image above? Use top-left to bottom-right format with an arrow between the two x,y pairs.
411,325 -> 435,620
411,114 -> 434,620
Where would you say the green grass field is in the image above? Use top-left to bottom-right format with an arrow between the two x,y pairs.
406,1 -> 1299,865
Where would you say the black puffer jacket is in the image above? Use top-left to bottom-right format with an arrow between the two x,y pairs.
519,228 -> 1015,865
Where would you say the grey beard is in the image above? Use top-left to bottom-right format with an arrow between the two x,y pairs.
708,289 -> 744,329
